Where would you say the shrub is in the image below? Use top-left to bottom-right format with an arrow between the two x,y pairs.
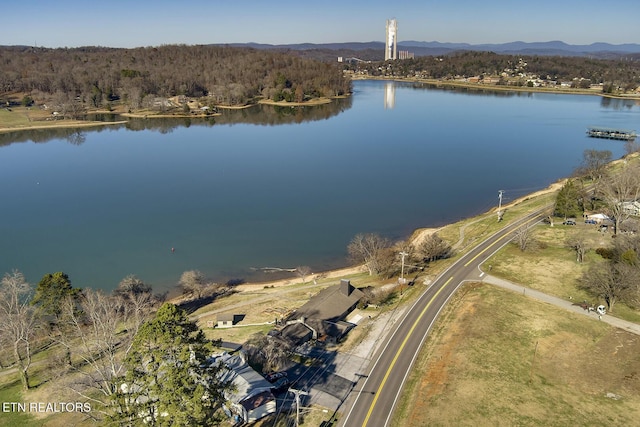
595,247 -> 615,259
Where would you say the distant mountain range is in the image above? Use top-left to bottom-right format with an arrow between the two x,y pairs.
223,41 -> 640,60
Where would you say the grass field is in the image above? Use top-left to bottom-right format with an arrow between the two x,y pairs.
0,381 -> 36,426
196,272 -> 387,344
393,283 -> 640,427
0,106 -> 122,133
488,219 -> 640,323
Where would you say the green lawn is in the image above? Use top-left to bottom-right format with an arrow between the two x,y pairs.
0,381 -> 36,427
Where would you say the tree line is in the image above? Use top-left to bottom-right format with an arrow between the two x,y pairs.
552,150 -> 640,312
347,51 -> 640,92
511,150 -> 640,313
0,45 -> 351,110
0,268 -> 241,425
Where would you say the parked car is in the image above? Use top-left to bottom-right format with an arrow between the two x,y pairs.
264,371 -> 287,383
563,219 -> 576,225
585,219 -> 597,224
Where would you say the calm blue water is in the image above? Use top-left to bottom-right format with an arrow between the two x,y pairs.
1,80 -> 638,292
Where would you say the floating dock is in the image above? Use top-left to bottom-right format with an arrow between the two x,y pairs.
587,127 -> 637,141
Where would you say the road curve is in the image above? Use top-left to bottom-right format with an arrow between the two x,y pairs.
339,208 -> 547,427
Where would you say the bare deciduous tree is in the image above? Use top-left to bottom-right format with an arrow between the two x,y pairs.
579,263 -> 635,312
567,234 -> 588,263
624,139 -> 640,156
576,149 -> 612,181
415,233 -> 452,263
114,275 -> 158,334
514,226 -> 535,252
179,270 -> 209,300
244,333 -> 292,373
600,163 -> 640,235
348,233 -> 391,276
114,274 -> 152,297
0,270 -> 38,391
56,289 -> 135,419
295,266 -> 312,283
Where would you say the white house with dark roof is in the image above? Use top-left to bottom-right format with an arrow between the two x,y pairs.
213,352 -> 276,424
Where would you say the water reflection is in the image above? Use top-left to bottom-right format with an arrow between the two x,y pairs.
65,131 -> 86,146
0,96 -> 353,148
384,82 -> 396,109
2,79 -> 639,292
600,96 -> 639,110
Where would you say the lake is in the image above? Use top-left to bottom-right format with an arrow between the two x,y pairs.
1,80 -> 638,293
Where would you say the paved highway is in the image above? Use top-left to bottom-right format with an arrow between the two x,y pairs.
339,208 -> 547,427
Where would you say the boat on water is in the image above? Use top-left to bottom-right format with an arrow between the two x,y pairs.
586,127 -> 637,141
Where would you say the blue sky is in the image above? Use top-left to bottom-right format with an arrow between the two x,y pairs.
3,0 -> 638,48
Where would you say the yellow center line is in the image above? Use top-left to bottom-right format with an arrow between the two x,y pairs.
463,235 -> 506,267
463,216 -> 541,267
362,276 -> 453,427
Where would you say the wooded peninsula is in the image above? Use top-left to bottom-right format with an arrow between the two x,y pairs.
0,45 -> 351,116
2,44 -> 639,123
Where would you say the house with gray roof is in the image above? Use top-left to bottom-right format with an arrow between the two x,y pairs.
213,352 -> 276,424
281,279 -> 364,345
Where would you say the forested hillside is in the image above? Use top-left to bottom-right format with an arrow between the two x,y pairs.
349,51 -> 640,92
0,45 -> 351,109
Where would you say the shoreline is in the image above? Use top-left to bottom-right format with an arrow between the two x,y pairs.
0,96 -> 346,134
198,177 -> 573,296
2,84 -> 637,298
222,149 -> 636,294
351,75 -> 640,100
5,77 -> 637,135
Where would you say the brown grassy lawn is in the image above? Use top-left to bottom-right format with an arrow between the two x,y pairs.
489,222 -> 598,298
393,283 -> 640,427
434,192 -> 557,254
196,272 -> 388,345
488,219 -> 640,323
0,105 -> 127,133
0,106 -> 71,128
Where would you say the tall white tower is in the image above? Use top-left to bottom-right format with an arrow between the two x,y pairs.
385,19 -> 397,61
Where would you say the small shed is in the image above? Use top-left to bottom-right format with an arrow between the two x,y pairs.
217,313 -> 243,328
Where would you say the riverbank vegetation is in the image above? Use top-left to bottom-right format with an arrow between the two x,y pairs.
346,51 -> 640,96
0,45 -> 351,118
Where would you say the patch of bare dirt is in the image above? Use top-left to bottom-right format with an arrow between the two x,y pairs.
405,288 -> 479,424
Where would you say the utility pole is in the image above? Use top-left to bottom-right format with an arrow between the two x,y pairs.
399,251 -> 408,294
399,251 -> 408,282
497,190 -> 504,222
289,388 -> 309,427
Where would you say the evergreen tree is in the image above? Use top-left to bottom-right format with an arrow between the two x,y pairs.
110,303 -> 230,426
31,272 -> 81,320
554,179 -> 583,219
